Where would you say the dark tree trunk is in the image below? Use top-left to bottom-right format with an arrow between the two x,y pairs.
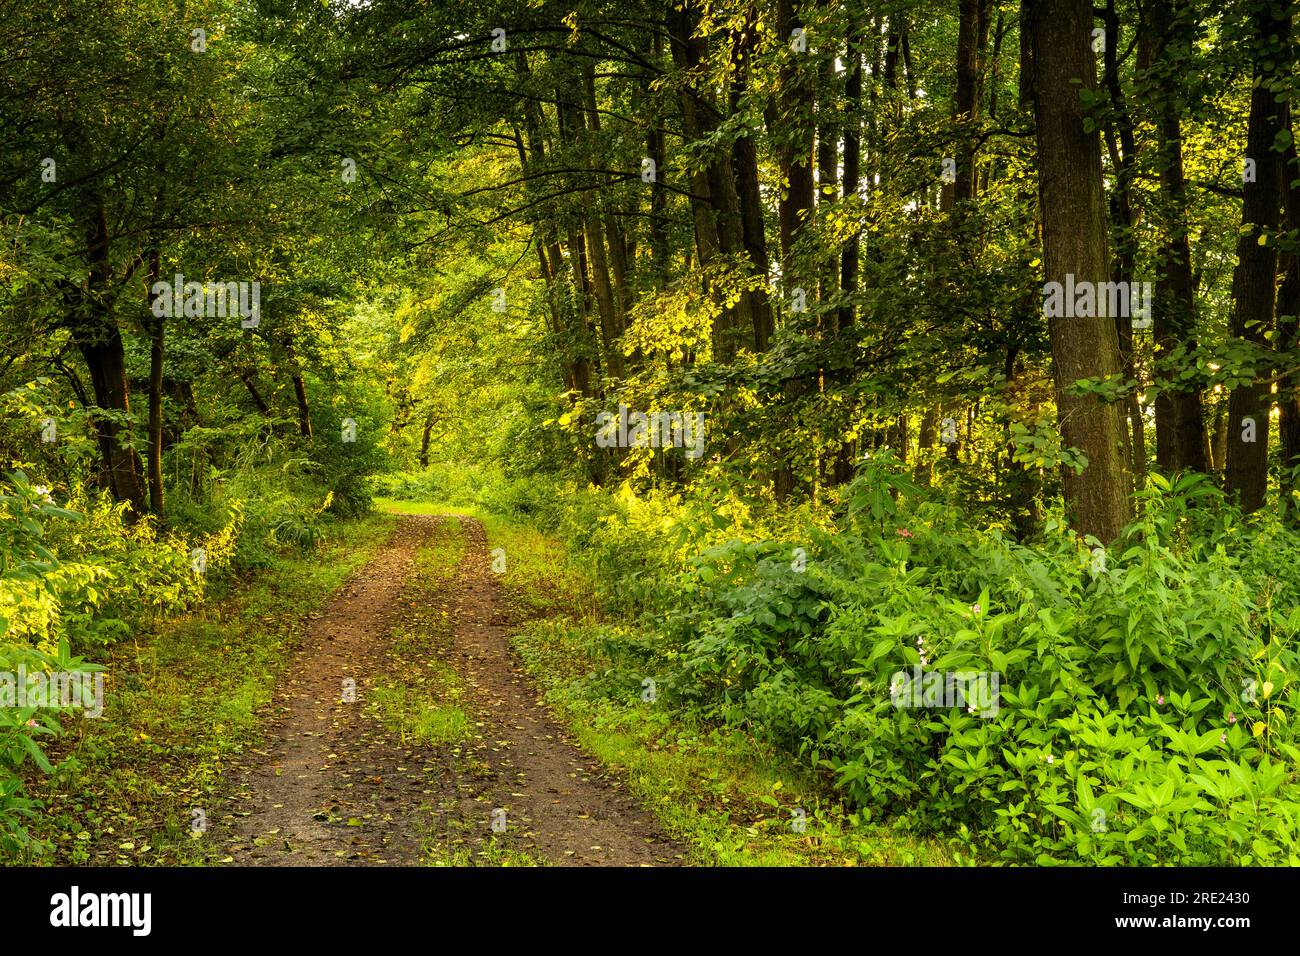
1277,126 -> 1300,522
730,5 -> 774,352
1142,0 -> 1208,474
943,0 -> 990,210
832,13 -> 864,485
1101,0 -> 1145,480
770,0 -> 815,269
1226,5 -> 1291,513
1030,0 -> 1133,541
292,374 -> 312,438
145,250 -> 164,517
240,373 -> 270,415
419,414 -> 434,469
766,0 -> 815,500
76,202 -> 147,517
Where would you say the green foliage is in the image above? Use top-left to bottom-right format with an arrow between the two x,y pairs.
663,468 -> 1300,864
0,472 -> 101,854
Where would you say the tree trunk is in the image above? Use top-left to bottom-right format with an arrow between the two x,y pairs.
1227,9 -> 1289,515
943,0 -> 990,210
240,373 -> 271,415
1277,126 -> 1300,522
832,12 -> 865,485
76,202 -> 146,517
1030,0 -> 1132,541
730,7 -> 774,352
1226,4 -> 1291,513
770,0 -> 815,269
766,0 -> 815,500
145,250 -> 165,517
419,414 -> 434,468
1142,0 -> 1208,474
1101,0 -> 1145,481
913,408 -> 938,486
292,374 -> 312,438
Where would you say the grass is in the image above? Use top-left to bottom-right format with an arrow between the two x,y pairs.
469,504 -> 955,867
428,834 -> 548,867
369,516 -> 472,751
367,677 -> 471,749
18,512 -> 397,865
378,494 -> 954,864
511,619 -> 954,866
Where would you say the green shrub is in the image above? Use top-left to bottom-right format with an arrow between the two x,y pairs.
668,461 -> 1300,864
0,472 -> 102,855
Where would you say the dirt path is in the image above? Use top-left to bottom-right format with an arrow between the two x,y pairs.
218,513 -> 680,866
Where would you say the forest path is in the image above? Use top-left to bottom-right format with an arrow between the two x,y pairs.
218,513 -> 680,866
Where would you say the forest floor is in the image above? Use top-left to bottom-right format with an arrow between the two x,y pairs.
24,502 -> 949,867
217,513 -> 682,866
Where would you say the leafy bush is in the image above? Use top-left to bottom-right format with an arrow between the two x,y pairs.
398,453 -> 1300,864
0,472 -> 101,854
670,460 -> 1300,864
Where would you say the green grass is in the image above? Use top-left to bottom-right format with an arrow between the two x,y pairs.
427,834 -> 548,867
368,514 -> 471,745
511,619 -> 953,866
367,660 -> 471,750
471,508 -> 955,867
18,513 -> 397,865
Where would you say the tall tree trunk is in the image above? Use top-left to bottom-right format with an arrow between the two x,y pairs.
840,15 -> 862,332
76,201 -> 146,517
1030,0 -> 1133,541
943,0 -> 991,210
1101,0 -> 1145,480
513,60 -> 595,399
145,249 -> 164,517
1276,126 -> 1300,522
766,0 -> 815,499
1142,0 -> 1207,474
816,12 -> 840,312
1226,4 -> 1291,513
730,5 -> 774,352
832,12 -> 864,485
292,374 -> 312,438
770,0 -> 815,269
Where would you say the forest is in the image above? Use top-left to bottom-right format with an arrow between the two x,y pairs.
1,0 -> 1299,879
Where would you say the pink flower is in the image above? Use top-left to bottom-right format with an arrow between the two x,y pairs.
1220,733 -> 1227,743
971,604 -> 982,615
25,719 -> 36,728
1228,712 -> 1237,723
1157,695 -> 1165,706
896,528 -> 913,538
